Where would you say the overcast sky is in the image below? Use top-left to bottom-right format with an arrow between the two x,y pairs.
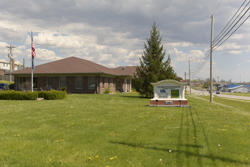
0,0 -> 250,83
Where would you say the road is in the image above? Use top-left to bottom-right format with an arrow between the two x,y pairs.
188,87 -> 250,101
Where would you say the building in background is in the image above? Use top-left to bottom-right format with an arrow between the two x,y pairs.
0,59 -> 24,81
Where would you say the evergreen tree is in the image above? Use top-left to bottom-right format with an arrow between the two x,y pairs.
133,22 -> 176,97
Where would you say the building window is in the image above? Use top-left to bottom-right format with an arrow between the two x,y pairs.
59,76 -> 66,88
19,77 -> 26,89
113,79 -> 116,89
88,76 -> 96,89
75,76 -> 83,89
102,77 -> 105,88
33,77 -> 38,89
3,63 -> 5,67
47,77 -> 53,89
108,78 -> 110,87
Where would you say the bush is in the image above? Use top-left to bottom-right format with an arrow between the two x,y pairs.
103,87 -> 112,94
0,91 -> 38,100
38,90 -> 66,100
60,87 -> 67,92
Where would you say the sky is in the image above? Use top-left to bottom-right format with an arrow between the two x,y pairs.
0,0 -> 250,83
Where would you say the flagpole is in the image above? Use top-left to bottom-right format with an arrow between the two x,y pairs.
31,31 -> 33,92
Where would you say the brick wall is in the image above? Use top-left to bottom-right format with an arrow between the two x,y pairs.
54,76 -> 59,90
0,69 -> 4,76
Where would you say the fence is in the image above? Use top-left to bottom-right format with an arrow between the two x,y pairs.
0,75 -> 14,82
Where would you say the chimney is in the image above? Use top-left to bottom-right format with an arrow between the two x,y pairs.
12,59 -> 15,70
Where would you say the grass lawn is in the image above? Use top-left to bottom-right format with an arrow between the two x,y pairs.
0,80 -> 14,85
222,92 -> 250,97
1,93 -> 250,167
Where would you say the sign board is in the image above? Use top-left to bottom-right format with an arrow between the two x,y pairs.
171,90 -> 179,98
150,79 -> 187,100
150,79 -> 188,106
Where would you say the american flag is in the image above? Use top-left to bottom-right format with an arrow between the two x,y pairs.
32,42 -> 36,58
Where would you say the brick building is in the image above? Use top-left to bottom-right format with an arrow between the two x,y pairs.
10,57 -> 136,94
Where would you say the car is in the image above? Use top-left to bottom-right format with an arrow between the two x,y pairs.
216,91 -> 220,94
0,83 -> 9,91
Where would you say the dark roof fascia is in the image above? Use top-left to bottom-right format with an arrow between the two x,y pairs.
12,72 -> 133,77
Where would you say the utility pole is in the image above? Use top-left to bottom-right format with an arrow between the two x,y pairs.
6,45 -> 16,82
189,60 -> 191,95
210,15 -> 214,103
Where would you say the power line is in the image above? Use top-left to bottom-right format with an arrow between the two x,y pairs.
213,0 -> 248,43
191,0 -> 250,75
212,0 -> 223,15
213,7 -> 250,49
213,13 -> 250,51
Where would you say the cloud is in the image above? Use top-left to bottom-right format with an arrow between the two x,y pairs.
169,48 -> 204,62
24,48 -> 62,62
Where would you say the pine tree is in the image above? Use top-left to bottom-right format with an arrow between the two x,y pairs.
133,22 -> 176,97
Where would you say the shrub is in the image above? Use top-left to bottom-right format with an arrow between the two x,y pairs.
103,87 -> 112,94
39,90 -> 66,100
115,90 -> 120,94
0,91 -> 38,100
60,87 -> 67,92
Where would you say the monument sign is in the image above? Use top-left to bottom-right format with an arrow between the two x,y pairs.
150,79 -> 188,106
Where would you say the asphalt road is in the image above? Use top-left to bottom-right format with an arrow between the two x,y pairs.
188,87 -> 250,101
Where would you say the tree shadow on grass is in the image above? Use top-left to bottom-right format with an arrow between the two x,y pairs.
109,140 -> 250,166
110,107 -> 249,166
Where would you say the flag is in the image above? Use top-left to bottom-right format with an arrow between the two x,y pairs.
31,32 -> 35,70
32,42 -> 36,58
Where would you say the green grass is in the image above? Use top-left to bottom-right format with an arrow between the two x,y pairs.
1,93 -> 250,166
0,80 -> 14,84
222,92 -> 250,97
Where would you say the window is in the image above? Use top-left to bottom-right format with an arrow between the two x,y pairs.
113,79 -> 116,88
47,77 -> 54,89
33,77 -> 38,88
102,77 -> 105,88
19,77 -> 26,89
88,76 -> 96,89
75,76 -> 83,89
59,76 -> 66,88
108,78 -> 110,87
3,63 -> 5,67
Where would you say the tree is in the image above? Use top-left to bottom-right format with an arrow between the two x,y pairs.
133,22 -> 176,97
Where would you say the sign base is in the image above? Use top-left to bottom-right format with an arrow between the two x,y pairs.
150,99 -> 188,107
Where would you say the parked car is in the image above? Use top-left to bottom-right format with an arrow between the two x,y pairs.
216,91 -> 220,94
0,83 -> 9,91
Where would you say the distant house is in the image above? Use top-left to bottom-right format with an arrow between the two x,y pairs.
0,59 -> 24,73
10,57 -> 182,94
0,59 -> 24,81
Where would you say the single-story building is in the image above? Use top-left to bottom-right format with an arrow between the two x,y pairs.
220,84 -> 250,93
10,57 -> 136,94
9,56 -> 183,94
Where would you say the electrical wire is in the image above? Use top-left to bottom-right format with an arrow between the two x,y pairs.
213,0 -> 247,43
213,13 -> 250,51
191,0 -> 250,75
213,6 -> 250,48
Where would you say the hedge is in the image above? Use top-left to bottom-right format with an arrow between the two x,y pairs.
0,90 -> 66,100
38,90 -> 66,100
0,91 -> 38,100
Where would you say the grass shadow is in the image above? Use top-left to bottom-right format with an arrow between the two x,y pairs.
109,140 -> 250,166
